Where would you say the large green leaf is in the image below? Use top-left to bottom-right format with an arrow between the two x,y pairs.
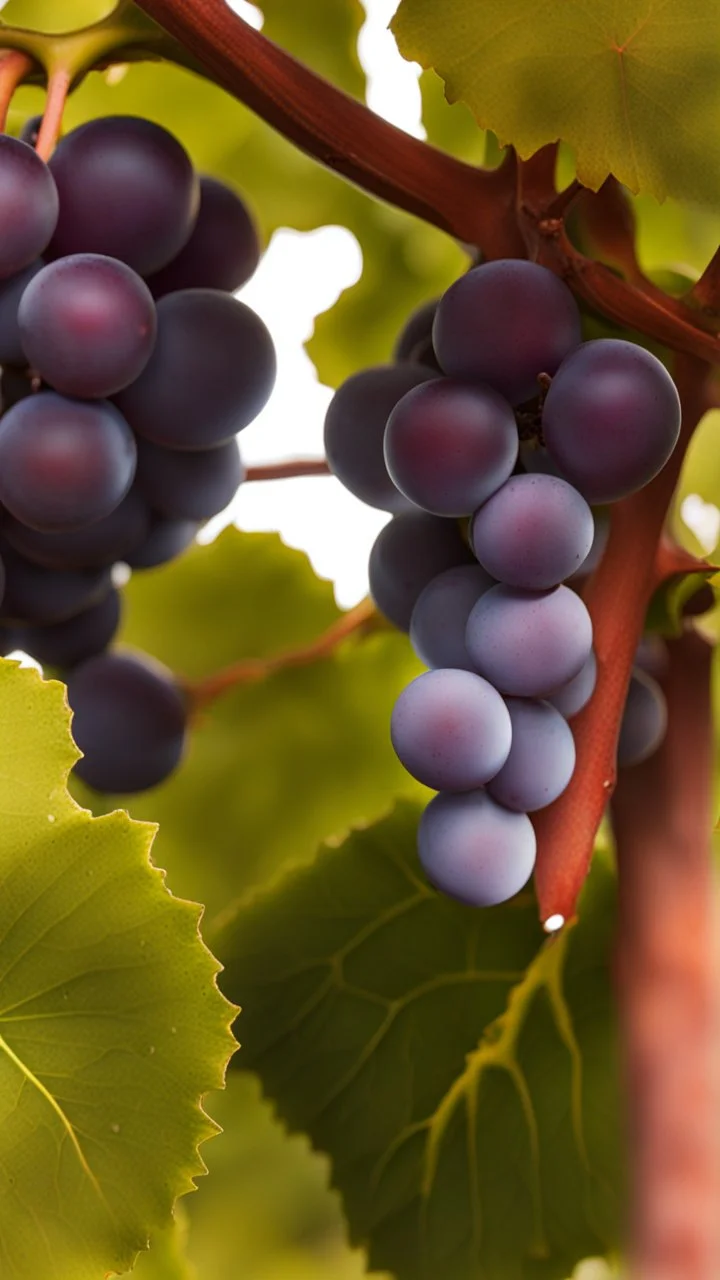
76,529 -> 423,924
217,803 -> 621,1280
392,0 -> 720,208
0,659 -> 235,1279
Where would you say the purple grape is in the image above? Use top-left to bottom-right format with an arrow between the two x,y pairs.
617,668 -> 667,768
324,363 -> 435,511
433,260 -> 582,405
487,698 -> 575,812
135,437 -> 244,521
368,510 -> 474,631
115,290 -> 276,449
391,668 -> 512,791
0,393 -> 136,531
48,116 -> 199,275
0,136 -> 59,279
0,259 -> 44,364
393,298 -> 441,370
470,474 -> 594,589
548,649 -> 597,719
418,789 -> 536,906
19,254 -> 157,398
542,340 -> 681,503
0,544 -> 111,624
21,588 -> 121,669
1,488 -> 150,570
466,583 -> 593,697
384,379 -> 517,516
67,651 -> 188,793
409,564 -> 495,670
146,175 -> 260,297
126,514 -> 199,569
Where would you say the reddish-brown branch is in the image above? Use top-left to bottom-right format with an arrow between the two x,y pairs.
613,630 -> 720,1279
186,596 -> 380,711
533,356 -> 710,926
245,458 -> 330,482
34,66 -> 70,160
691,245 -> 720,316
134,0 -> 523,255
0,49 -> 33,131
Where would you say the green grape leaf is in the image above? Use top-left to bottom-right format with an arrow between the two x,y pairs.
391,0 -> 720,208
130,1211 -> 196,1280
76,530 -> 423,922
217,803 -> 621,1280
0,658 -> 236,1279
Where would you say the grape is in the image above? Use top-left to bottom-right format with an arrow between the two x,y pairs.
487,698 -> 575,812
127,515 -> 199,569
391,668 -> 512,791
48,116 -> 199,275
634,634 -> 668,680
146,175 -> 260,297
1,488 -> 150,570
0,136 -> 58,279
66,651 -> 188,793
567,508 -> 609,583
542,340 -> 681,503
115,290 -> 276,449
0,544 -> 111,624
368,510 -> 474,630
21,588 -> 121,669
409,564 -> 495,670
466,583 -> 593,697
0,623 -> 20,655
384,379 -> 518,516
393,299 -> 441,370
324,364 -> 436,511
19,254 -> 157,398
0,393 -> 136,531
617,668 -> 667,767
470,475 -> 594,590
0,260 -> 43,364
418,790 -> 536,907
433,260 -> 582,405
548,649 -> 597,718
135,436 -> 244,521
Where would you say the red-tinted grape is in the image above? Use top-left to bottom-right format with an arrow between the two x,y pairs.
466,583 -> 593,697
146,175 -> 260,297
0,136 -> 58,279
368,511 -> 474,631
19,254 -> 157,398
391,668 -> 512,791
487,698 -> 575,811
0,393 -> 136,531
418,790 -> 536,906
48,116 -> 199,275
115,289 -> 276,449
384,378 -> 517,516
471,474 -> 594,589
409,564 -> 495,670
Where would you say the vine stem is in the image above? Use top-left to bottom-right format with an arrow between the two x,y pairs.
533,355 -> 710,927
0,49 -> 33,131
612,630 -> 720,1279
245,458 -> 330,482
186,596 -> 380,710
34,66 -> 70,160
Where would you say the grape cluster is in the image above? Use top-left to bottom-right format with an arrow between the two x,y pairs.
0,117 -> 274,793
325,259 -> 683,908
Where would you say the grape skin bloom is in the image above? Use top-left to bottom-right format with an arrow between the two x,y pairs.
487,698 -> 576,812
466,583 -> 593,698
391,668 -> 512,792
471,474 -> 594,590
418,790 -> 537,907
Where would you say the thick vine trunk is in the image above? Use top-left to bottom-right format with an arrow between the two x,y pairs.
613,631 -> 720,1278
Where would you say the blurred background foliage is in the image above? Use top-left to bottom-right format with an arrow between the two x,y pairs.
0,0 -> 714,1275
